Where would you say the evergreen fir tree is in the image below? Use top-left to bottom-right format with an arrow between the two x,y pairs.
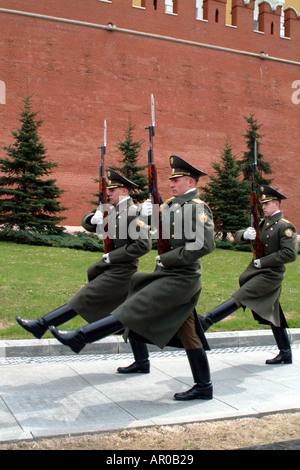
0,93 -> 66,233
113,117 -> 148,203
200,138 -> 250,239
238,113 -> 273,185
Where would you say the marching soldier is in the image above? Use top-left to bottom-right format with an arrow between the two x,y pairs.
16,170 -> 152,373
199,185 -> 298,364
50,156 -> 216,401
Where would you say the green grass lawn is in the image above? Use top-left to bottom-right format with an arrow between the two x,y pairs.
0,241 -> 299,339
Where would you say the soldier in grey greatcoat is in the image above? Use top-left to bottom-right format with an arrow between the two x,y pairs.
199,185 -> 298,365
50,156 -> 216,401
16,170 -> 152,372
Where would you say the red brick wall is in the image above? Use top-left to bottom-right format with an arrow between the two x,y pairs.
0,1 -> 299,229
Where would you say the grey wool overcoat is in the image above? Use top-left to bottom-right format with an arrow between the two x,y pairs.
112,189 -> 215,349
69,198 -> 152,323
233,211 -> 298,327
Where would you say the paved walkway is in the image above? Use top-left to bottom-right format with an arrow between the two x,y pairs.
0,330 -> 299,447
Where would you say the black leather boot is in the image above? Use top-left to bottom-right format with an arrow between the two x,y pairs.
199,298 -> 239,332
15,304 -> 77,339
117,338 -> 150,374
50,315 -> 123,354
174,348 -> 213,401
266,325 -> 292,365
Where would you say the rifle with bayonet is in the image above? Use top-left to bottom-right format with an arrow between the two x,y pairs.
250,139 -> 264,259
146,94 -> 170,255
98,120 -> 114,254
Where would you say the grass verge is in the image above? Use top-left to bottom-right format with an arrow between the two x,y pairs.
0,241 -> 299,339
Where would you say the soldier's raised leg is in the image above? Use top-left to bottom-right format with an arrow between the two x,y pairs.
50,315 -> 123,353
16,304 -> 77,339
199,298 -> 240,332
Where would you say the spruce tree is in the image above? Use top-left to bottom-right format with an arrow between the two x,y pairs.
200,138 -> 250,239
113,117 -> 148,203
238,113 -> 273,186
0,93 -> 66,233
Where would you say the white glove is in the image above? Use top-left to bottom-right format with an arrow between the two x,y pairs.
103,253 -> 110,264
155,255 -> 164,268
91,209 -> 103,225
254,259 -> 261,268
243,227 -> 256,240
140,199 -> 153,217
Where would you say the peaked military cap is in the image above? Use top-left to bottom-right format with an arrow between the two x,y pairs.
106,169 -> 138,190
259,185 -> 287,203
169,155 -> 207,181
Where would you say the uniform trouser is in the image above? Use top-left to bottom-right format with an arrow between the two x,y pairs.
177,312 -> 202,349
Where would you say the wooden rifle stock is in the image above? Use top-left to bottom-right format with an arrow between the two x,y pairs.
99,145 -> 114,254
147,122 -> 170,255
250,140 -> 264,259
148,160 -> 170,255
250,191 -> 264,259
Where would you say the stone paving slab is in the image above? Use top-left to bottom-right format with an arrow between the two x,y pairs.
0,345 -> 299,444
